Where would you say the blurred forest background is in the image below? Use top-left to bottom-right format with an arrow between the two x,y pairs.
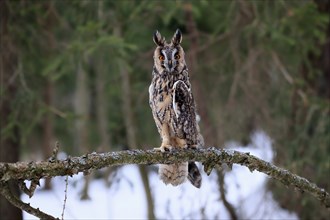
1,0 -> 329,219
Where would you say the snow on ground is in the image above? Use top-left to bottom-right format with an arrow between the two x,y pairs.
22,131 -> 298,220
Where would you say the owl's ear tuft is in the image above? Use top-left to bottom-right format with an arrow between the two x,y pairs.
153,30 -> 165,46
171,29 -> 182,46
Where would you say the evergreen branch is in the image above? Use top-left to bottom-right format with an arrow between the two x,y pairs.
0,148 -> 329,208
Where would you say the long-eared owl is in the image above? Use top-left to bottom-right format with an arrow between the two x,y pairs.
149,29 -> 204,188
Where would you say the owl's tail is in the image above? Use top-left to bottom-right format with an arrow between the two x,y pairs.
159,162 -> 188,186
187,162 -> 202,188
159,162 -> 202,188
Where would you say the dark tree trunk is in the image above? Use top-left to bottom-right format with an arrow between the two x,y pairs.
41,1 -> 57,190
73,58 -> 91,200
0,1 -> 23,219
42,79 -> 54,190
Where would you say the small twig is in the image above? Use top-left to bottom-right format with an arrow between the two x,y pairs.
0,181 -> 59,219
61,176 -> 69,220
271,52 -> 309,106
271,51 -> 293,84
18,179 -> 40,198
49,141 -> 60,162
47,105 -> 68,118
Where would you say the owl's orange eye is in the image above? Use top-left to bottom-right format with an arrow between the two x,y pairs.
175,54 -> 180,60
159,55 -> 165,61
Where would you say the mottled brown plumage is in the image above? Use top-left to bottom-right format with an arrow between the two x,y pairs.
149,29 -> 203,188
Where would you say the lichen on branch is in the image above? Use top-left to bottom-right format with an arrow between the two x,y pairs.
0,148 -> 329,209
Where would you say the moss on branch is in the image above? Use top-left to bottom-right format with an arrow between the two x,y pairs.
0,148 -> 329,208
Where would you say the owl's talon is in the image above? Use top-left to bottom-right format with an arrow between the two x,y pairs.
154,144 -> 173,152
153,147 -> 163,152
179,144 -> 188,149
188,144 -> 198,149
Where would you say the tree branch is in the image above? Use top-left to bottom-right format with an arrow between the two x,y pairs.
0,148 -> 329,208
0,181 -> 58,219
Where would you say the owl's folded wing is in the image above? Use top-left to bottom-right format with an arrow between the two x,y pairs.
172,80 -> 193,119
172,80 -> 199,143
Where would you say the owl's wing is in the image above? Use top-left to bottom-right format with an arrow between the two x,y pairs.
172,80 -> 198,145
172,80 -> 192,118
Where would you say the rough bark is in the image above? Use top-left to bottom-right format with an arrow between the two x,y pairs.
0,148 -> 328,209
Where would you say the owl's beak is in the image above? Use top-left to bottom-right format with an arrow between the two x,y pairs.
165,60 -> 174,72
168,60 -> 173,68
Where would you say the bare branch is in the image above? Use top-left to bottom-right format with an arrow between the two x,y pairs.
0,148 -> 329,208
0,181 -> 58,219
